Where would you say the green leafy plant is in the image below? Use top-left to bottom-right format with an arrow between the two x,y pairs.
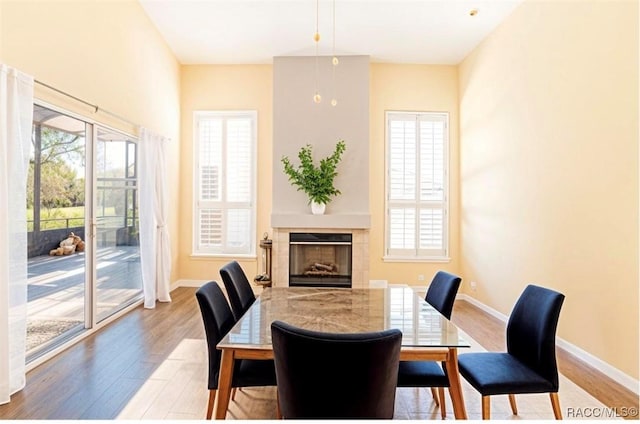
281,140 -> 346,205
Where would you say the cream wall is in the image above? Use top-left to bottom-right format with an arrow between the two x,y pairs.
459,0 -> 638,379
179,65 -> 273,282
369,64 -> 460,285
0,0 -> 181,283
0,2 -> 3,60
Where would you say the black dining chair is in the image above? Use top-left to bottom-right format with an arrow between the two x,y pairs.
457,284 -> 565,419
271,320 -> 403,419
396,270 -> 462,419
220,260 -> 256,321
195,281 -> 277,419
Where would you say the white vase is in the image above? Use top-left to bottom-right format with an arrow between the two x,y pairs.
311,201 -> 326,215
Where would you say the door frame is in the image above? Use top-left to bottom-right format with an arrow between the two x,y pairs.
27,99 -> 142,369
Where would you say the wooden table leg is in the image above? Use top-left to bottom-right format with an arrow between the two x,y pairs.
445,348 -> 468,419
214,349 -> 236,420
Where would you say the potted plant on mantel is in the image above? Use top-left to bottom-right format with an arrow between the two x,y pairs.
281,140 -> 346,215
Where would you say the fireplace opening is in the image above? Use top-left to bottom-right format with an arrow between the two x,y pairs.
289,233 -> 352,288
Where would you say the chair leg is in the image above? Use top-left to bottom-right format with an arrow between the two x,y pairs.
276,388 -> 282,419
231,387 -> 237,401
206,389 -> 217,420
438,387 -> 446,419
508,394 -> 518,415
431,387 -> 440,407
482,396 -> 491,420
550,392 -> 562,419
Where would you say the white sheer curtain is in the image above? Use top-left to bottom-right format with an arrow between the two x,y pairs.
0,65 -> 33,404
139,127 -> 172,309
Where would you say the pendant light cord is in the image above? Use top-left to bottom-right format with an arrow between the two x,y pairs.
331,0 -> 337,106
314,0 -> 321,103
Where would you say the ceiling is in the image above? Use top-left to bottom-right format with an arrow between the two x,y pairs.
139,0 -> 524,65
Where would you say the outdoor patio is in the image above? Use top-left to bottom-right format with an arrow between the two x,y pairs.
27,246 -> 142,352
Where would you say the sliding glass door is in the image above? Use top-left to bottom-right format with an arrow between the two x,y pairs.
26,103 -> 142,359
27,104 -> 87,355
95,128 -> 142,322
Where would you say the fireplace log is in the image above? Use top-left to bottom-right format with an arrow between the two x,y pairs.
314,263 -> 334,272
304,270 -> 338,277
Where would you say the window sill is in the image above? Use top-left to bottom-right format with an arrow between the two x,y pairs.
383,256 -> 451,264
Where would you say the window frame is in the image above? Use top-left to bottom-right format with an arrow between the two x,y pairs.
192,110 -> 257,257
383,110 -> 450,263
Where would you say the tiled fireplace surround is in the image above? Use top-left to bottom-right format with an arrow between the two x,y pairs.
271,227 -> 369,288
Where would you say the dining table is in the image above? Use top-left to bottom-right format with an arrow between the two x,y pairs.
215,286 -> 471,419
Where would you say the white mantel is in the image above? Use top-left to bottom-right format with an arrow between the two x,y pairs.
271,213 -> 370,230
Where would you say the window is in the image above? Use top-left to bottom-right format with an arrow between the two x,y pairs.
385,112 -> 449,261
193,111 -> 257,256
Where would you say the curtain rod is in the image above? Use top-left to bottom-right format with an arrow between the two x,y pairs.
35,79 -> 138,128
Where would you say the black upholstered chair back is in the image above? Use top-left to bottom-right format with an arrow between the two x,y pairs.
220,260 -> 256,320
195,281 -> 236,390
506,284 -> 565,391
425,271 -> 462,319
271,320 -> 402,419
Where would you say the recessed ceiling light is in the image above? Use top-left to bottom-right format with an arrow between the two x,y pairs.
469,8 -> 478,17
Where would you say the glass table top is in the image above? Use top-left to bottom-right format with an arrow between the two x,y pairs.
218,287 -> 470,350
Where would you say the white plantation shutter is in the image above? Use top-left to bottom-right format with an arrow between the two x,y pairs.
199,209 -> 223,247
194,111 -> 256,255
386,112 -> 448,259
389,117 -> 416,201
199,119 -> 222,202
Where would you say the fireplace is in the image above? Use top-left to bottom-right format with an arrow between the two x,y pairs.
289,233 -> 352,288
271,227 -> 368,288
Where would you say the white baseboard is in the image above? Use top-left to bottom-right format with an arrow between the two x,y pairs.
555,338 -> 640,396
457,294 -> 639,395
457,293 -> 509,321
173,279 -> 230,296
172,279 -> 208,289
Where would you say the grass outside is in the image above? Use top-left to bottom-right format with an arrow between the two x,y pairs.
27,206 -> 85,231
27,206 -> 119,230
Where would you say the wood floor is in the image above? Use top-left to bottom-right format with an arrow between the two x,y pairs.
0,287 -> 637,420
